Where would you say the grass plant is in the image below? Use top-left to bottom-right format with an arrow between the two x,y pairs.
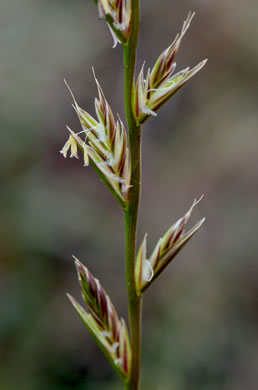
60,1 -> 207,389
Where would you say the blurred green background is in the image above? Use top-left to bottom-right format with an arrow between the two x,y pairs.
1,0 -> 258,389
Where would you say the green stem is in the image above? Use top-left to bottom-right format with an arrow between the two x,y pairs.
123,1 -> 142,389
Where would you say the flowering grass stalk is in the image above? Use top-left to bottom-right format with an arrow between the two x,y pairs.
60,1 -> 206,389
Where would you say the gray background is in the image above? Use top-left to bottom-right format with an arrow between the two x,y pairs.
1,0 -> 258,389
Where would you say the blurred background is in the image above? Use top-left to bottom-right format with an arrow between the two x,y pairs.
1,0 -> 258,389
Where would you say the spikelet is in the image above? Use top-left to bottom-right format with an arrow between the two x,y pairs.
60,71 -> 131,208
97,0 -> 132,47
68,256 -> 131,380
135,197 -> 205,294
134,12 -> 207,123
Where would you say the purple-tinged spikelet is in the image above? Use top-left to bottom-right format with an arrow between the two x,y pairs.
135,196 -> 205,294
68,257 -> 131,380
134,12 -> 207,123
60,71 -> 131,207
97,0 -> 132,47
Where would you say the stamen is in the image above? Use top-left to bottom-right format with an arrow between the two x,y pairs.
59,138 -> 71,158
82,142 -> 89,167
143,260 -> 154,282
